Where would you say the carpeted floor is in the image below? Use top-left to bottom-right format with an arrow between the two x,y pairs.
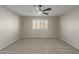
0,39 -> 79,54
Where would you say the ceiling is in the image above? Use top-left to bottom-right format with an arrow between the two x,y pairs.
4,5 -> 76,16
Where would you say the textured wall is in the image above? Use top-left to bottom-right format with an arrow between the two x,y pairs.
0,6 -> 21,49
59,6 -> 79,49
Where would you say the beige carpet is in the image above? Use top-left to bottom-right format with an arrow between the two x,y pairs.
0,39 -> 79,54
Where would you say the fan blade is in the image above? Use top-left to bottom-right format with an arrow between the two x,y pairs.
42,12 -> 48,15
43,8 -> 51,11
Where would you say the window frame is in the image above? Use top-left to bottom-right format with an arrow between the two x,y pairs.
32,19 -> 48,31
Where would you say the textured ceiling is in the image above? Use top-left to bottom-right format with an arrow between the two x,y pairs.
4,5 -> 75,16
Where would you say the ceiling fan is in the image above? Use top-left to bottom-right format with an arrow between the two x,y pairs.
34,5 -> 52,15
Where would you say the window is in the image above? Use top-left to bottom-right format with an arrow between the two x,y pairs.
32,19 -> 48,31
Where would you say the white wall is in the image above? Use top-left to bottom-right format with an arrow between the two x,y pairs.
59,6 -> 79,49
21,16 -> 59,39
0,6 -> 21,49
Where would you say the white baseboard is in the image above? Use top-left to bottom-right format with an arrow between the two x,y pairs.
21,36 -> 58,39
21,38 -> 58,39
0,38 -> 20,50
59,37 -> 79,49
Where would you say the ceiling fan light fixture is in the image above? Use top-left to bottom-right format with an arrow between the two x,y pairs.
37,11 -> 43,15
34,5 -> 52,15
